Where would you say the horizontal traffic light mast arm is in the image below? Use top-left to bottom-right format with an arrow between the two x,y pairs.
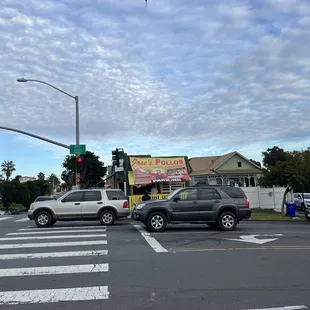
0,126 -> 70,149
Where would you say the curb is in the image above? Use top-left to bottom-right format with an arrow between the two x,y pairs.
245,219 -> 306,222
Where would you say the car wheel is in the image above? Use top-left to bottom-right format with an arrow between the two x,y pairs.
100,210 -> 115,226
147,212 -> 167,232
301,203 -> 305,212
218,211 -> 237,231
34,211 -> 52,228
50,219 -> 57,226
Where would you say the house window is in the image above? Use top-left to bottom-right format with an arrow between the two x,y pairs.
237,162 -> 242,167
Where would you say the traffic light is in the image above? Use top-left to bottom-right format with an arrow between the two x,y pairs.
76,156 -> 83,185
112,149 -> 120,167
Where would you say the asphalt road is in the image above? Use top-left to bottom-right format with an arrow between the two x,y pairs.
0,215 -> 310,310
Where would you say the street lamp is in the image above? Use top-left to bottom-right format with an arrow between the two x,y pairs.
17,78 -> 79,145
17,77 -> 80,186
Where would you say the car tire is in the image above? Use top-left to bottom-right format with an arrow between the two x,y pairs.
301,203 -> 305,212
100,210 -> 115,226
147,212 -> 167,232
34,211 -> 52,228
217,211 -> 237,231
51,219 -> 57,226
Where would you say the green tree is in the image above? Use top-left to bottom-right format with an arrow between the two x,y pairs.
61,151 -> 107,189
14,175 -> 22,182
47,173 -> 61,191
0,180 -> 30,211
262,146 -> 286,168
37,172 -> 45,180
1,160 -> 16,181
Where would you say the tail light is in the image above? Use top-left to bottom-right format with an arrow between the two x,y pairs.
123,201 -> 128,209
246,199 -> 250,208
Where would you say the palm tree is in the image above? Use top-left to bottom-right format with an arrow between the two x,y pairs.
37,172 -> 45,180
1,161 -> 16,181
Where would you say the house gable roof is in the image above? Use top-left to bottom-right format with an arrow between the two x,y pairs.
189,151 -> 261,176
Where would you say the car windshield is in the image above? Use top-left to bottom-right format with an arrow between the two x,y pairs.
165,188 -> 184,200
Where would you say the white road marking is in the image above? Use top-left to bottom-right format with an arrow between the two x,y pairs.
0,263 -> 109,277
227,234 -> 284,245
0,240 -> 107,249
0,250 -> 108,260
0,286 -> 109,305
14,218 -> 29,222
0,234 -> 106,241
243,305 -> 307,310
133,224 -> 168,253
7,229 -> 106,235
24,225 -> 104,230
0,217 -> 12,222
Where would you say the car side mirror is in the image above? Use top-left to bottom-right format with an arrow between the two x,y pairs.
173,195 -> 181,202
61,198 -> 66,203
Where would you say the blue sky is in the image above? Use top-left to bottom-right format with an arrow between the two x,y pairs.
1,0 -> 310,180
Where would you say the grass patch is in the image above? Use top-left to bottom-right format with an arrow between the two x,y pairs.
250,208 -> 304,220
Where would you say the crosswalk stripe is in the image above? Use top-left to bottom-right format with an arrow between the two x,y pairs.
14,218 -> 29,222
0,217 -> 12,222
0,240 -> 107,249
0,250 -> 108,260
0,263 -> 109,277
0,286 -> 109,304
0,234 -> 107,241
7,229 -> 107,235
22,225 -> 105,230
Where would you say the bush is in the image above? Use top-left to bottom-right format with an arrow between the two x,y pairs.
10,203 -> 27,213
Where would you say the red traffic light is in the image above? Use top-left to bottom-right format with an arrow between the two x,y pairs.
77,157 -> 83,163
76,177 -> 81,183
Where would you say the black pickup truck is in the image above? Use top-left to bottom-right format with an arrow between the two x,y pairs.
131,186 -> 251,232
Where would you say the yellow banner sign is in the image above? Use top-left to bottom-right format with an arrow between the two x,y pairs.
129,157 -> 190,184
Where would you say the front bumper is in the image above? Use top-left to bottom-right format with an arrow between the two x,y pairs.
28,210 -> 34,220
238,209 -> 252,221
131,210 -> 146,222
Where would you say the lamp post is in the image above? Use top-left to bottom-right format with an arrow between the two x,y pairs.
17,78 -> 79,145
17,78 -> 80,185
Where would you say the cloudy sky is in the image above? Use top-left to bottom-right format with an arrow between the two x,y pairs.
1,0 -> 310,179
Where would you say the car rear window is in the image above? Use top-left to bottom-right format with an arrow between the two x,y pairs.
221,187 -> 246,198
106,190 -> 127,200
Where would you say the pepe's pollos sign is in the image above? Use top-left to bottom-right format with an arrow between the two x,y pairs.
129,157 -> 190,184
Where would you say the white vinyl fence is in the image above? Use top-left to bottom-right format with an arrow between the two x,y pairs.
242,187 -> 286,211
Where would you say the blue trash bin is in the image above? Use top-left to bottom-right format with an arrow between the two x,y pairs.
286,202 -> 296,217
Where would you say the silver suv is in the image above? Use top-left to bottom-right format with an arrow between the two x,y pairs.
28,189 -> 129,228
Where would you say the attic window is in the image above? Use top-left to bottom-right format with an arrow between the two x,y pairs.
238,162 -> 242,167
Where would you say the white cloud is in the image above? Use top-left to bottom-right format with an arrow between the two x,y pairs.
1,0 -> 310,171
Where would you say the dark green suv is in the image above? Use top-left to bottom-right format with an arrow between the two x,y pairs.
131,186 -> 251,232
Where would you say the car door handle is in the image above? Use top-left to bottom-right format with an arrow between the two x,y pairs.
74,203 -> 80,205
193,201 -> 198,204
97,202 -> 103,204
